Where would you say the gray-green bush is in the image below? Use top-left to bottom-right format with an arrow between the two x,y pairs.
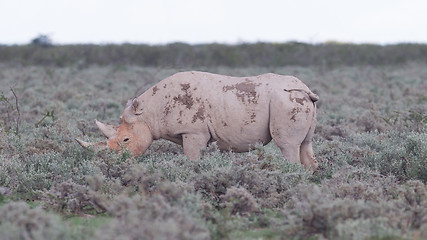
0,202 -> 70,240
0,60 -> 426,239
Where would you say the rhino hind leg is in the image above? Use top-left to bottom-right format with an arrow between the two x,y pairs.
300,110 -> 318,170
276,142 -> 301,165
269,92 -> 314,167
300,142 -> 318,169
269,117 -> 308,165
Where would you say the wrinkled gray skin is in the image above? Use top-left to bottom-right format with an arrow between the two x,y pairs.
77,71 -> 319,169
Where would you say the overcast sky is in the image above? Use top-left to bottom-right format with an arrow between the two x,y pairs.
1,0 -> 426,45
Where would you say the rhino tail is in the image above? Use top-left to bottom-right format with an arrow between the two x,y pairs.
284,88 -> 319,102
307,91 -> 319,102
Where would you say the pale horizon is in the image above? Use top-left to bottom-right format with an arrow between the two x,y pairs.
2,0 -> 427,45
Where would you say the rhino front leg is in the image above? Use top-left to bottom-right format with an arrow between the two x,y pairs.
182,133 -> 211,160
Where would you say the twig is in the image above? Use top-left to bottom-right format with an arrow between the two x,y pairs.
10,88 -> 20,135
36,110 -> 55,127
0,92 -> 13,108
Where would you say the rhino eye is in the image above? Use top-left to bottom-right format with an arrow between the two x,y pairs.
123,138 -> 130,143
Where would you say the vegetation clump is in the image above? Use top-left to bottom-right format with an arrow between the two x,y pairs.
0,202 -> 70,240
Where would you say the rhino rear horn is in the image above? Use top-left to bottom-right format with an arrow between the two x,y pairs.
95,119 -> 118,138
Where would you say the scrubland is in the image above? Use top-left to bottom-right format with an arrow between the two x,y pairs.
0,44 -> 426,239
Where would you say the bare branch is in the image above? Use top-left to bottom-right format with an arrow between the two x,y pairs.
10,88 -> 20,135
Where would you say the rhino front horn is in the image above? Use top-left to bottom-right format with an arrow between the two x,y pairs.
95,119 -> 117,138
75,138 -> 91,148
75,138 -> 108,151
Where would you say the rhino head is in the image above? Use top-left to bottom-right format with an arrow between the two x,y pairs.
76,99 -> 153,156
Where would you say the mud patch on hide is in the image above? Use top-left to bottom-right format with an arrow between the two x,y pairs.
152,86 -> 159,96
173,94 -> 194,109
192,105 -> 206,123
223,79 -> 261,104
250,112 -> 256,123
289,95 -> 308,105
287,90 -> 309,105
181,83 -> 190,91
171,83 -> 194,109
163,104 -> 172,116
290,107 -> 302,122
295,97 -> 308,105
290,115 -> 297,122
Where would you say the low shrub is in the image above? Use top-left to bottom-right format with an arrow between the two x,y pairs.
0,202 -> 70,240
41,178 -> 111,215
352,131 -> 427,182
278,167 -> 427,239
94,195 -> 210,240
220,186 -> 259,216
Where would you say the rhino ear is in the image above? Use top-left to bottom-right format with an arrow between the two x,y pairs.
132,98 -> 143,115
126,98 -> 133,108
95,119 -> 118,138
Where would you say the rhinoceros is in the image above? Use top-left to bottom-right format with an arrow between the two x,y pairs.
76,71 -> 319,169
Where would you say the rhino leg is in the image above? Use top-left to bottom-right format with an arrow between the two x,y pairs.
300,108 -> 318,170
276,142 -> 301,165
300,141 -> 318,169
182,133 -> 210,160
270,121 -> 305,165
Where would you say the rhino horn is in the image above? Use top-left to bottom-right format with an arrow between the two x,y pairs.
75,138 -> 108,151
95,119 -> 117,138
